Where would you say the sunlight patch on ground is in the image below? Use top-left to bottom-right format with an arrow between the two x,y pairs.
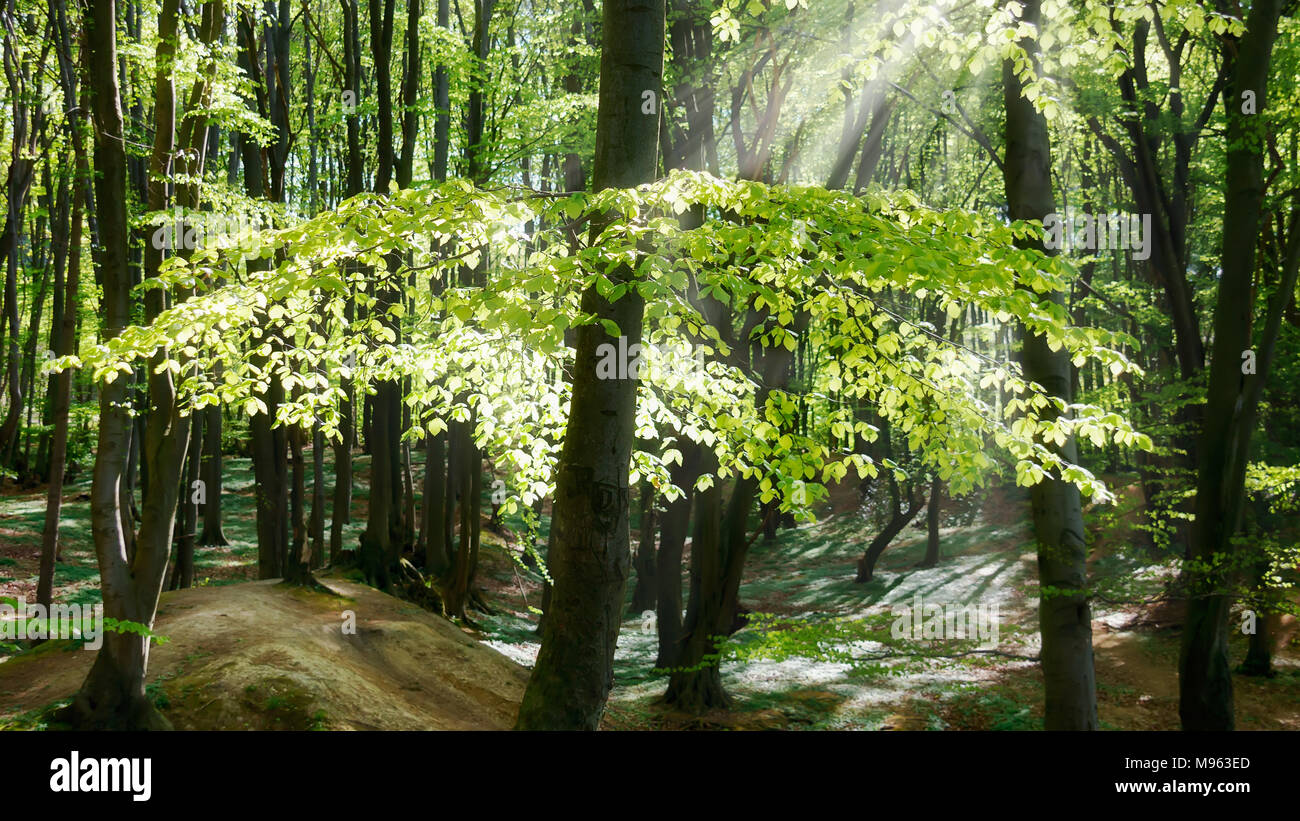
482,639 -> 538,667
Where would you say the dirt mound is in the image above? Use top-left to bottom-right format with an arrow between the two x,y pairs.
0,574 -> 529,730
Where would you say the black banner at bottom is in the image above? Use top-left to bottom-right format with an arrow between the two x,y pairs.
5,730 -> 1288,810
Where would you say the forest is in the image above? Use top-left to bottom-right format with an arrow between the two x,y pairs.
0,0 -> 1296,734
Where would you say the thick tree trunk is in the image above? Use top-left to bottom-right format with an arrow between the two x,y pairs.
60,0 -> 189,731
1002,0 -> 1098,730
514,0 -> 665,730
1179,0 -> 1288,731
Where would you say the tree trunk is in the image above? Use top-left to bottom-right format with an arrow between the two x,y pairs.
630,481 -> 657,613
854,480 -> 926,583
1179,0 -> 1288,730
238,8 -> 291,579
420,430 -> 449,574
1239,555 -> 1274,678
59,0 -> 191,731
283,421 -> 313,585
654,441 -> 699,667
919,477 -> 941,568
170,414 -> 202,590
358,0 -> 403,588
37,54 -> 85,603
330,0 -> 364,564
310,421 -> 326,569
1002,0 -> 1098,730
664,454 -> 758,712
514,0 -> 665,730
197,401 -> 227,544
443,418 -> 481,618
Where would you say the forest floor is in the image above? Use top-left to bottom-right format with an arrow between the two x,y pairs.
2,448 -> 1298,730
0,575 -> 529,729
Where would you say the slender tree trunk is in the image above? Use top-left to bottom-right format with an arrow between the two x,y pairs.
284,421 -> 312,585
170,413 -> 201,590
239,6 -> 291,579
420,430 -> 449,573
358,0 -> 403,588
630,481 -> 657,612
919,477 -> 941,568
37,48 -> 85,603
444,417 -> 481,619
1240,554 -> 1274,678
329,0 -> 363,564
1001,0 -> 1098,730
854,479 -> 925,583
654,441 -> 699,667
198,401 -> 227,544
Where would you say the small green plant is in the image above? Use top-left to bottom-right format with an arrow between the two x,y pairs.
145,682 -> 171,710
979,693 -> 1036,731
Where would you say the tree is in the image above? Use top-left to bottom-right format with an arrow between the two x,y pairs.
1179,0 -> 1294,731
514,0 -> 666,731
58,0 -> 195,730
1001,0 -> 1098,730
